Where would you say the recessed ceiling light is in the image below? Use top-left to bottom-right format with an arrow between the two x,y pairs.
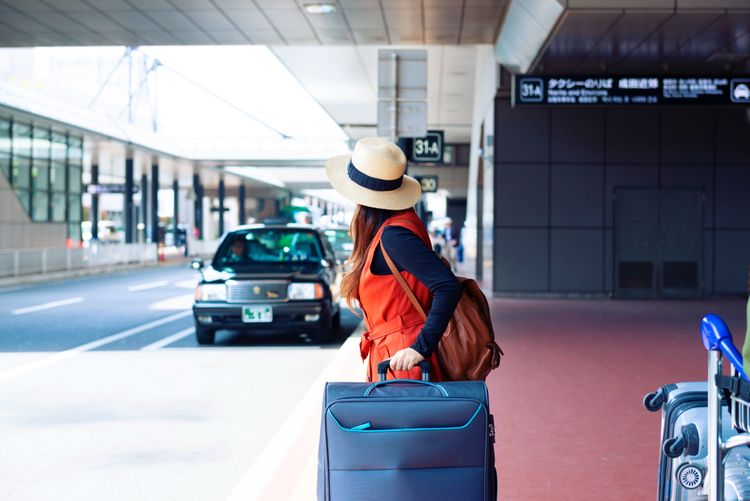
304,3 -> 337,14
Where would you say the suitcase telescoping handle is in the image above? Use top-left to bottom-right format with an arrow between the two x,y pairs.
377,359 -> 431,382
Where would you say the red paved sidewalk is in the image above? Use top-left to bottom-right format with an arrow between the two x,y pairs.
486,298 -> 747,501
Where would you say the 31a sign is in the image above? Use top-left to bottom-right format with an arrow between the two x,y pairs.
405,130 -> 444,163
414,175 -> 438,193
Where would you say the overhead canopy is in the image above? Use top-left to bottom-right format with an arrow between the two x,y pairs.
495,0 -> 750,75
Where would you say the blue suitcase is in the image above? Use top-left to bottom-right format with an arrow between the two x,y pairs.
317,360 -> 497,501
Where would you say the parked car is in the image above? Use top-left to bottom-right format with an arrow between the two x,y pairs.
191,224 -> 341,345
322,226 -> 354,265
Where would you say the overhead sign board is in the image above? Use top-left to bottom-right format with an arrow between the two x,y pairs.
414,175 -> 438,193
377,49 -> 428,138
401,130 -> 444,163
513,76 -> 750,106
85,184 -> 138,195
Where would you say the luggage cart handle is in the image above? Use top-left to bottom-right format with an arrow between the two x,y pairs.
377,359 -> 431,382
701,314 -> 748,381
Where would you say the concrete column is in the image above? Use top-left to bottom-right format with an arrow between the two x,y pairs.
150,163 -> 159,244
193,174 -> 203,240
172,179 -> 179,247
238,184 -> 246,226
140,174 -> 148,243
218,178 -> 225,237
91,164 -> 99,241
124,157 -> 134,243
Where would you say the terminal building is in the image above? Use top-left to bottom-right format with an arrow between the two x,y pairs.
0,0 -> 748,298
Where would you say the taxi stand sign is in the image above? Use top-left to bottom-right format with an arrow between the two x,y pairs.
414,175 -> 438,193
408,130 -> 444,163
513,75 -> 750,106
399,130 -> 444,164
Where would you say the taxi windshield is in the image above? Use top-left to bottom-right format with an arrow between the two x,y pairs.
323,229 -> 352,252
215,229 -> 323,268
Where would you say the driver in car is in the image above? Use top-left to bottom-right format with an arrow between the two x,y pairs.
225,238 -> 247,263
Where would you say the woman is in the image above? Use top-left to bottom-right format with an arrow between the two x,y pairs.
326,137 -> 462,382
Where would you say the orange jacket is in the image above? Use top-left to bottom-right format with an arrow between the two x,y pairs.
358,210 -> 444,382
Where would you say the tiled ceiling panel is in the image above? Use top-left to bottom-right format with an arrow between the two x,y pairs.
0,0 -> 505,47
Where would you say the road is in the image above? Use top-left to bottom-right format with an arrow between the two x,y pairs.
0,265 -> 361,501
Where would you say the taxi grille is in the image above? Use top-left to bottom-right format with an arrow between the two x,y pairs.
226,281 -> 288,303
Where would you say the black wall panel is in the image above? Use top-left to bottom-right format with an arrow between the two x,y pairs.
550,109 -> 604,163
715,165 -> 750,228
550,229 -> 604,292
661,108 -> 714,164
551,163 -> 603,226
606,108 -> 659,163
660,164 -> 713,226
714,231 -> 750,294
493,96 -> 750,296
716,109 -> 750,164
495,101 -> 549,163
496,163 -> 549,226
494,228 -> 549,291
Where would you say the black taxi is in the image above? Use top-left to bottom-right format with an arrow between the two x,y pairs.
192,224 -> 341,344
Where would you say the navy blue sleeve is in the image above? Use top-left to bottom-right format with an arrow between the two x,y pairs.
374,226 -> 462,358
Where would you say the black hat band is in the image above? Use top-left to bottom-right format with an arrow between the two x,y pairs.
347,160 -> 403,192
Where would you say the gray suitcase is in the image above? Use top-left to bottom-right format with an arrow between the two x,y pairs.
644,382 -> 749,500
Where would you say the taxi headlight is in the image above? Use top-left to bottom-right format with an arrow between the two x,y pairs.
195,283 -> 227,301
288,283 -> 324,300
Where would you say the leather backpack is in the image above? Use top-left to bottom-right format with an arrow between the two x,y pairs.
380,242 -> 503,381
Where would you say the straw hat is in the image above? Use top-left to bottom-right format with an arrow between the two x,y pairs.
325,137 -> 421,210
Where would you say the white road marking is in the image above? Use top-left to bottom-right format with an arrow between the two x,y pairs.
0,310 -> 192,384
140,327 -> 195,351
225,324 -> 365,501
149,294 -> 194,311
174,279 -> 198,289
11,297 -> 84,315
127,280 -> 169,292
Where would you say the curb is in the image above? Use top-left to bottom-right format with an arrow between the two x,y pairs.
226,325 -> 366,501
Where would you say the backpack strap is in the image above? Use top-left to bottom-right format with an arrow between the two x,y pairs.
379,240 -> 427,322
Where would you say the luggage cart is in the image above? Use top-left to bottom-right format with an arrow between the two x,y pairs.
701,314 -> 750,501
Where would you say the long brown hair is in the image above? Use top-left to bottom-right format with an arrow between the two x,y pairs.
341,204 -> 398,310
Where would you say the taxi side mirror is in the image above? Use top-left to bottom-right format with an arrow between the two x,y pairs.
191,258 -> 204,270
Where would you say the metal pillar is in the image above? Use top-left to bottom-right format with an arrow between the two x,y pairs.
193,174 -> 203,240
150,163 -> 159,244
218,178 -> 225,237
389,52 -> 398,142
707,350 -> 723,501
140,174 -> 148,243
124,157 -> 134,243
91,164 -> 99,241
238,184 -> 246,226
172,180 -> 179,247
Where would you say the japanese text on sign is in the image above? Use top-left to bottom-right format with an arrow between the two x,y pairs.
514,75 -> 750,106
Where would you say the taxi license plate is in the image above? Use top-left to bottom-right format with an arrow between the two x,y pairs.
242,305 -> 273,323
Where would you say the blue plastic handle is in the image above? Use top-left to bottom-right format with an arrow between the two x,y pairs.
701,313 -> 748,380
364,379 -> 449,397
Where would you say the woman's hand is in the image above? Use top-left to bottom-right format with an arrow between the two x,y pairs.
389,348 -> 425,371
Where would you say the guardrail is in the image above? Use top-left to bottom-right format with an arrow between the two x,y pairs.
0,243 -> 158,279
